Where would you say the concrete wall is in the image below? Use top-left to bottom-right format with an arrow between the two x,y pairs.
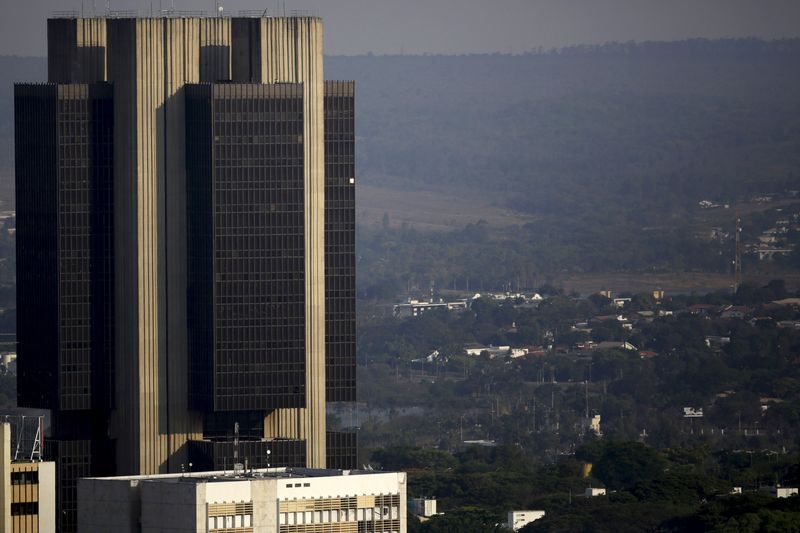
251,478 -> 278,532
102,17 -> 238,475
140,479 -> 203,532
37,461 -> 56,533
0,424 -> 10,533
48,18 -> 107,83
77,478 -> 141,532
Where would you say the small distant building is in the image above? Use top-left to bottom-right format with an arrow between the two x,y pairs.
586,415 -> 602,437
754,247 -> 793,261
1,422 -> 56,533
652,290 -> 665,301
524,346 -> 548,357
412,350 -> 442,364
584,487 -> 606,497
462,440 -> 497,448
759,397 -> 785,413
612,297 -> 631,309
78,467 -> 407,532
409,497 -> 437,518
463,344 -> 523,359
720,306 -> 750,319
593,314 -> 626,323
463,343 -> 488,356
773,298 -> 800,307
705,336 -> 731,349
760,486 -> 798,499
731,487 -> 742,494
393,298 -> 468,318
688,304 -> 717,316
596,341 -> 637,352
505,510 -> 545,531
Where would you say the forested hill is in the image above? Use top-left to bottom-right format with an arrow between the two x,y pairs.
2,39 -> 799,213
2,41 -> 800,287
325,39 -> 800,221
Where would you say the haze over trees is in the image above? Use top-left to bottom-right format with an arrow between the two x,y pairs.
1,41 -> 800,295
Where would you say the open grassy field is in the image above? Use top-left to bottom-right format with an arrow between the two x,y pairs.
555,271 -> 800,296
356,183 -> 535,231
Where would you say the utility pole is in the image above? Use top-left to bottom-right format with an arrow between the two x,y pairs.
585,381 -> 589,419
734,214 -> 742,293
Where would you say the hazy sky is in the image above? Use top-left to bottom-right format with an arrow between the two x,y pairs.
2,0 -> 800,56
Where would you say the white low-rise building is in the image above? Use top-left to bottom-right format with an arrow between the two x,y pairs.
760,485 -> 799,498
408,498 -> 437,518
505,510 -> 545,531
584,487 -> 606,497
393,299 -> 468,318
78,467 -> 407,533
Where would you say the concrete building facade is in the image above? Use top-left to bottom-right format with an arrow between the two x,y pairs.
16,13 -> 355,532
78,468 -> 406,533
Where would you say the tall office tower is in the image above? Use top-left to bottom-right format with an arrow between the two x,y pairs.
15,14 -> 356,532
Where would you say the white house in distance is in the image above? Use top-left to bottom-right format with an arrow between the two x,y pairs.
505,510 -> 545,531
463,344 -> 527,358
393,299 -> 468,318
760,486 -> 799,498
408,497 -> 438,520
584,487 -> 607,497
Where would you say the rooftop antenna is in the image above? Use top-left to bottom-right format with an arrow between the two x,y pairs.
233,422 -> 243,475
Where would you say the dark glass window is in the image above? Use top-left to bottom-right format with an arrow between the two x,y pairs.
11,502 -> 39,516
187,83 -> 307,411
323,81 -> 356,404
11,470 -> 39,485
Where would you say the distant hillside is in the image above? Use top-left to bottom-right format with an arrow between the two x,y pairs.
2,41 -> 799,291
3,39 -> 799,212
326,39 -> 800,222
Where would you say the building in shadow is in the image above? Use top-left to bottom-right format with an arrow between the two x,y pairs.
15,14 -> 355,532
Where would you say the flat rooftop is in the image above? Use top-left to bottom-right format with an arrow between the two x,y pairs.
50,12 -> 320,20
86,467 -> 391,484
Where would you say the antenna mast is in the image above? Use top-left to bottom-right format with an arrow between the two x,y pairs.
734,215 -> 742,293
233,422 -> 243,475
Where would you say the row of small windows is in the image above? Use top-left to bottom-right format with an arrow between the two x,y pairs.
215,110 -> 301,121
208,513 -> 252,530
11,502 -> 38,516
11,471 -> 38,485
278,506 -> 399,525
